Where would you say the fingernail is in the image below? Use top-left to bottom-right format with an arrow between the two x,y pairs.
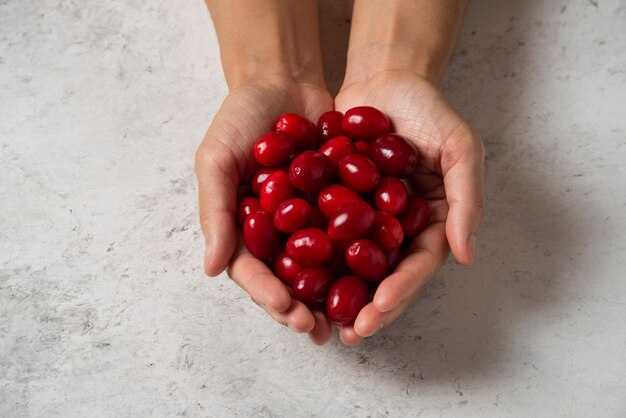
468,234 -> 477,262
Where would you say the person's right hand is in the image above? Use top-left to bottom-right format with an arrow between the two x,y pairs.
195,79 -> 335,345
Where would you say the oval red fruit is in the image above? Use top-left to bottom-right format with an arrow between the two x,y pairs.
317,184 -> 362,218
371,133 -> 418,178
275,113 -> 318,150
251,166 -> 286,196
373,177 -> 409,215
318,135 -> 356,167
253,131 -> 296,166
274,198 -> 311,233
289,151 -> 334,193
260,170 -> 295,213
243,212 -> 281,260
273,250 -> 303,286
337,154 -> 381,193
317,110 -> 344,142
286,227 -> 334,266
342,106 -> 391,139
369,211 -> 404,251
345,239 -> 388,281
327,275 -> 369,325
292,266 -> 335,306
328,200 -> 375,241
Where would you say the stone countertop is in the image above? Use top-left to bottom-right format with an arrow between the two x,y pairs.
1,0 -> 625,416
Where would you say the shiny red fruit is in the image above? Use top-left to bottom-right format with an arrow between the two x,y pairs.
274,198 -> 311,233
289,151 -> 333,192
260,171 -> 294,213
272,250 -> 303,285
251,166 -> 286,195
275,113 -> 318,150
253,131 -> 296,166
328,200 -> 375,241
369,211 -> 404,251
371,133 -> 418,177
337,154 -> 381,193
292,267 -> 335,306
237,197 -> 263,225
317,111 -> 344,142
400,197 -> 430,238
243,212 -> 281,260
354,140 -> 374,159
318,136 -> 356,167
342,106 -> 391,139
286,228 -> 334,266
373,177 -> 409,215
327,275 -> 369,325
317,184 -> 362,218
345,239 -> 388,281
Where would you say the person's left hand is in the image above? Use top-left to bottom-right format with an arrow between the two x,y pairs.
334,70 -> 485,345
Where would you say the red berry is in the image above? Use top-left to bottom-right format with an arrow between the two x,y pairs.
318,136 -> 356,167
274,198 -> 311,233
317,184 -> 362,218
286,228 -> 334,266
317,111 -> 344,142
260,171 -> 294,213
243,212 -> 281,260
251,166 -> 286,196
327,275 -> 369,325
337,154 -> 380,193
273,250 -> 303,286
237,197 -> 263,225
342,106 -> 391,139
292,266 -> 335,306
253,131 -> 296,166
369,211 -> 404,251
371,133 -> 418,178
275,113 -> 318,150
373,177 -> 409,215
400,197 -> 429,238
328,200 -> 375,241
345,239 -> 388,281
354,140 -> 374,159
289,150 -> 333,192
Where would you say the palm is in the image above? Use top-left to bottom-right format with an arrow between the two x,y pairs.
196,81 -> 334,344
332,73 -> 483,345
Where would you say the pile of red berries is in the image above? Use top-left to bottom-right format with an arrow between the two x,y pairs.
237,107 -> 429,326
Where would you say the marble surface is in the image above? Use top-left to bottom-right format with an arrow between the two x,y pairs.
1,0 -> 626,416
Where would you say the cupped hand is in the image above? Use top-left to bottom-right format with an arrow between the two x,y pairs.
334,71 -> 485,345
195,79 -> 335,345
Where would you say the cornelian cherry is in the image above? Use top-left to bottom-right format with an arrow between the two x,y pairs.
400,197 -> 430,238
253,131 -> 296,166
318,136 -> 356,167
274,198 -> 311,233
289,151 -> 333,192
337,154 -> 380,193
317,111 -> 344,142
243,212 -> 281,260
328,200 -> 375,241
371,133 -> 418,178
275,113 -> 318,150
273,250 -> 303,286
373,177 -> 409,215
237,197 -> 263,225
293,267 -> 335,306
369,211 -> 404,251
327,276 -> 369,325
260,170 -> 294,213
286,227 -> 333,266
346,239 -> 388,282
342,106 -> 391,139
317,184 -> 362,218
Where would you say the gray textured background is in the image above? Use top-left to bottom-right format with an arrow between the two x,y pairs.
1,0 -> 625,416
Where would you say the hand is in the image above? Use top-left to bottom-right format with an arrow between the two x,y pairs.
195,79 -> 335,344
334,71 -> 485,345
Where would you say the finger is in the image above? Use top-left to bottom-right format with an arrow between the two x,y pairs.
195,142 -> 239,276
257,298 -> 316,333
354,298 -> 412,337
308,310 -> 334,345
441,127 -> 485,266
339,326 -> 364,346
373,222 -> 448,313
228,244 -> 292,314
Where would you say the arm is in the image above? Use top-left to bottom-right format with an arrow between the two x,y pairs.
336,0 -> 484,345
196,1 -> 334,344
344,0 -> 468,86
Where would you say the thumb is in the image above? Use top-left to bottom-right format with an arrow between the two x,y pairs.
195,142 -> 239,276
441,126 -> 485,266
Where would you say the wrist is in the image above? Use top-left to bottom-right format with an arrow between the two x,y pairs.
344,43 -> 447,87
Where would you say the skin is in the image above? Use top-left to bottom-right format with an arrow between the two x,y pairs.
196,0 -> 484,346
